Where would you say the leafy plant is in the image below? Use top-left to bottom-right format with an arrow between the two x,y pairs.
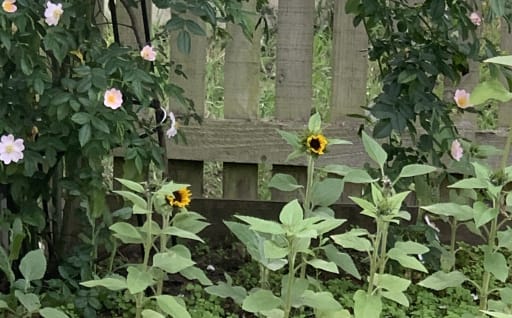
0,248 -> 70,317
81,177 -> 211,318
329,131 -> 437,318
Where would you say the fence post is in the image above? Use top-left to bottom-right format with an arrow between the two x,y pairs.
275,0 -> 315,121
330,0 -> 368,122
167,14 -> 208,197
223,0 -> 261,200
272,0 -> 315,201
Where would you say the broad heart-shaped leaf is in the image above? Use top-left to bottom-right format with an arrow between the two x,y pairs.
157,182 -> 191,196
387,248 -> 428,273
141,309 -> 165,318
153,249 -> 195,274
361,130 -> 387,169
180,266 -> 212,286
397,164 -> 437,179
264,240 -> 289,259
392,241 -> 429,255
306,259 -> 339,274
114,178 -> 145,193
343,169 -> 378,183
353,289 -> 382,318
375,274 -> 410,293
39,307 -> 70,318
113,190 -> 147,210
381,290 -> 409,307
322,164 -> 352,177
484,251 -> 508,282
470,78 -> 512,105
473,202 -> 498,228
498,227 -> 512,250
349,196 -> 377,215
260,309 -> 285,318
205,276 -> 247,305
126,266 -> 154,294
80,276 -> 127,291
155,295 -> 191,318
0,299 -> 9,309
14,290 -> 40,313
224,221 -> 265,262
481,311 -> 512,318
308,112 -> 322,133
301,290 -> 343,311
323,244 -> 361,279
19,249 -> 46,282
109,222 -> 144,244
268,173 -> 303,192
279,199 -> 303,226
418,270 -> 467,291
421,203 -> 474,221
235,215 -> 285,235
331,229 -> 372,252
311,178 -> 344,207
316,309 -> 352,318
0,246 -> 15,286
173,211 -> 209,234
242,289 -> 282,313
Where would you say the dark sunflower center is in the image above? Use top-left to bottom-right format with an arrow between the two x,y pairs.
173,191 -> 182,202
309,138 -> 321,150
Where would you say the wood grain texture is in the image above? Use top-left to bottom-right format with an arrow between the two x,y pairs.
275,0 -> 315,121
330,0 -> 368,121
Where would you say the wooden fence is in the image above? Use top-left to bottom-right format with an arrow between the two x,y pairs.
111,0 -> 512,232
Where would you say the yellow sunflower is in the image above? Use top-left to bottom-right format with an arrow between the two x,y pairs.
165,187 -> 192,208
306,134 -> 328,155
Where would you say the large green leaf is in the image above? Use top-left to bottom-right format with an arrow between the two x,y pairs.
418,271 -> 467,290
301,290 -> 342,311
113,190 -> 147,210
141,309 -> 165,318
268,174 -> 303,192
279,199 -> 303,226
331,229 -> 372,252
397,164 -> 437,179
264,240 -> 289,259
115,178 -> 145,193
311,178 -> 344,207
205,274 -> 247,305
306,259 -> 339,274
484,251 -> 508,282
39,307 -> 70,318
481,311 -> 512,318
308,112 -> 322,132
180,266 -> 212,286
155,295 -> 191,318
109,222 -> 143,244
421,203 -> 474,221
235,215 -> 285,235
126,266 -> 154,294
15,291 -> 40,313
153,249 -> 195,274
323,244 -> 361,279
162,226 -> 204,243
19,249 -> 46,282
353,290 -> 381,318
242,289 -> 282,313
387,248 -> 427,273
470,79 -> 512,105
392,241 -> 429,255
361,131 -> 387,169
80,276 -> 127,291
448,178 -> 488,189
497,227 -> 512,250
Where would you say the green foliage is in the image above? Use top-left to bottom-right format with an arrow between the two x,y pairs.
81,177 -> 210,318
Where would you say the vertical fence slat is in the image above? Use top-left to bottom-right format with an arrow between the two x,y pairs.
330,0 -> 368,122
168,14 -> 207,195
271,0 -> 314,200
275,0 -> 315,121
223,0 -> 260,200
